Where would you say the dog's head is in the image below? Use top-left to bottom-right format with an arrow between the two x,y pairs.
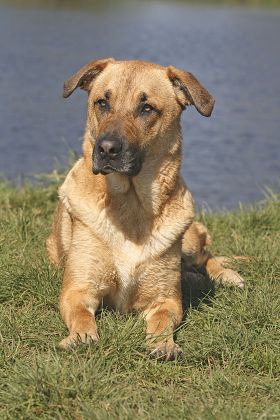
63,58 -> 214,177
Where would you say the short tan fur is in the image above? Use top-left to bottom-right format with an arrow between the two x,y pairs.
47,59 -> 244,360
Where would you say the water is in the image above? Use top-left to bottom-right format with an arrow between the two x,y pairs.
0,2 -> 279,210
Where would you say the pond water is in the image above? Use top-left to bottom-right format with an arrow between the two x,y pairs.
0,2 -> 279,210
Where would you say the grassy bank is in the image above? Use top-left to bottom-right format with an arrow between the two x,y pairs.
0,178 -> 279,419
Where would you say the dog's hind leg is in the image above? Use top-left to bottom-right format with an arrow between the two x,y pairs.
203,252 -> 245,288
182,222 -> 245,288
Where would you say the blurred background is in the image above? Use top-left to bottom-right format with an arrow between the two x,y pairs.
0,0 -> 279,210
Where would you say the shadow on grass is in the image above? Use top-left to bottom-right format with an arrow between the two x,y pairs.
181,265 -> 215,316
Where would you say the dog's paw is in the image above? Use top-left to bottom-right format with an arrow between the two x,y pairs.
58,332 -> 99,350
148,342 -> 184,362
217,268 -> 245,288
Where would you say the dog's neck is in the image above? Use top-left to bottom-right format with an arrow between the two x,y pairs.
82,129 -> 182,215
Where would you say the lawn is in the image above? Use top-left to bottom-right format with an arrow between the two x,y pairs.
0,176 -> 279,419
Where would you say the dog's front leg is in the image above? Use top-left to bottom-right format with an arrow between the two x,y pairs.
58,223 -> 115,349
136,243 -> 184,361
59,285 -> 100,349
144,298 -> 183,361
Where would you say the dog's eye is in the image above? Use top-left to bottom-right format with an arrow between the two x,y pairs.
95,98 -> 109,111
141,104 -> 154,114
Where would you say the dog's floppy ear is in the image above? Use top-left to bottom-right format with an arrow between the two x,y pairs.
63,58 -> 115,98
167,66 -> 215,117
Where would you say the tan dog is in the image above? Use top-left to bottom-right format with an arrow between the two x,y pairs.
47,58 -> 244,360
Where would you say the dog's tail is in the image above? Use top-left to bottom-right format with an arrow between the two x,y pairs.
182,222 -> 245,288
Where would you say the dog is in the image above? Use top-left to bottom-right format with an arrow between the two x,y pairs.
47,58 -> 244,360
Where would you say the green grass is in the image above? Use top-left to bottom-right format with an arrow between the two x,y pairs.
0,175 -> 279,419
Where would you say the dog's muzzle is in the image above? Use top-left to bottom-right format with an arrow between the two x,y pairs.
92,133 -> 142,177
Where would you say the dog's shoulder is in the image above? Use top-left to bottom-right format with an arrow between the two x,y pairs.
58,158 -> 105,212
167,176 -> 194,218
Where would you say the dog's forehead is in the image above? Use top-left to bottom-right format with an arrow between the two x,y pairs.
94,61 -> 173,98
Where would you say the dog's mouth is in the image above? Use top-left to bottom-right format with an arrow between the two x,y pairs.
93,164 -> 115,175
92,159 -> 142,177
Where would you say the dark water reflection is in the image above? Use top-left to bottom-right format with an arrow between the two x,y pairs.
0,3 -> 279,209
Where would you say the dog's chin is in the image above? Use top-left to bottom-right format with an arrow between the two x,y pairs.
92,163 -> 141,177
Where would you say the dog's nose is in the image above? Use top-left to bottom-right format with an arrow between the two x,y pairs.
98,138 -> 122,159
